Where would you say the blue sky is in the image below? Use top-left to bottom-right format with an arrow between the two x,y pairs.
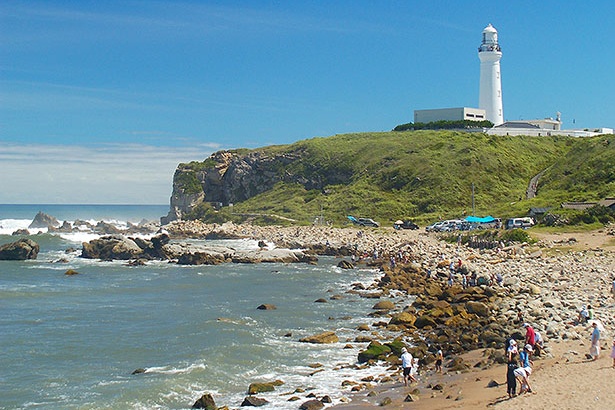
1,1 -> 614,204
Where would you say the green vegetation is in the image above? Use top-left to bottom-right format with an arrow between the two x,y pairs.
442,228 -> 534,245
393,120 -> 493,131
174,171 -> 202,195
176,130 -> 615,227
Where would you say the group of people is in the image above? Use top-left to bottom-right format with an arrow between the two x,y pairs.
505,323 -> 541,398
446,258 -> 503,288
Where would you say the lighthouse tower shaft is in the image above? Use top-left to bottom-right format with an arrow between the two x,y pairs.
478,24 -> 504,126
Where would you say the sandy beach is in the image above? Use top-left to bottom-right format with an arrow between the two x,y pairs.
330,337 -> 614,410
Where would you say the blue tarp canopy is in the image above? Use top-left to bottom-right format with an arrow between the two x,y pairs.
465,215 -> 495,223
347,215 -> 359,223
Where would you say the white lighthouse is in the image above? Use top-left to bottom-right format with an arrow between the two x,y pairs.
478,24 -> 504,125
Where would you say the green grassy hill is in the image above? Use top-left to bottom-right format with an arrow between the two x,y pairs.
183,131 -> 615,226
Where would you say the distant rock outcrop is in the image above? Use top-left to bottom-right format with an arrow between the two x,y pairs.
28,212 -> 59,229
0,238 -> 40,260
79,234 -> 317,265
161,149 -> 352,224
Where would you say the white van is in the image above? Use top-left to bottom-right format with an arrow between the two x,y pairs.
505,217 -> 534,229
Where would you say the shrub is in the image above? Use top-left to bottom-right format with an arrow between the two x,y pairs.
500,228 -> 532,243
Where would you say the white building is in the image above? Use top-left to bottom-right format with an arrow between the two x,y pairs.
410,24 -> 612,136
478,24 -> 504,125
414,107 -> 486,123
486,111 -> 613,136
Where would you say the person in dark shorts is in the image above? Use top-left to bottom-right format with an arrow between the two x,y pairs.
435,346 -> 443,373
506,339 -> 519,398
401,347 -> 413,386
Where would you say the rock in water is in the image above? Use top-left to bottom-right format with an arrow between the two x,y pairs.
28,211 -> 59,229
256,304 -> 277,310
192,393 -> 217,409
0,238 -> 40,260
299,331 -> 339,344
81,235 -> 143,260
240,396 -> 268,407
299,399 -> 324,410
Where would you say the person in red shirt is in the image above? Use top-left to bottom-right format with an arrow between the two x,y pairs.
524,323 -> 536,347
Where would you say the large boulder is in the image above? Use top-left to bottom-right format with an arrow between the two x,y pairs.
0,238 -> 40,260
465,301 -> 490,317
358,341 -> 392,363
28,212 -> 59,229
389,312 -> 417,327
81,235 -> 143,260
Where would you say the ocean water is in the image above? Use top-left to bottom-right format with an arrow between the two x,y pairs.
0,205 -> 394,409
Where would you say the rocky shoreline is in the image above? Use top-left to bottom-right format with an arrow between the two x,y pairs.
174,221 -> 614,409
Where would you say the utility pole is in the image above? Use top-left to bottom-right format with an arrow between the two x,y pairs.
471,183 -> 475,216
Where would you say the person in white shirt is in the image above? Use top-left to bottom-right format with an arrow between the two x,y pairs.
400,347 -> 414,386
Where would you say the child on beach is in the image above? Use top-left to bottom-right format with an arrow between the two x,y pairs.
611,339 -> 615,368
409,358 -> 419,383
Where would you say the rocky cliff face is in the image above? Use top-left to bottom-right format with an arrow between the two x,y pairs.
161,149 -> 320,223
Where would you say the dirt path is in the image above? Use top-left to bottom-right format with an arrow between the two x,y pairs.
529,227 -> 615,252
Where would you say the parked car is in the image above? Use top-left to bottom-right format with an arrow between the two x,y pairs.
425,221 -> 445,232
505,217 -> 534,229
394,220 -> 419,230
438,219 -> 464,232
357,218 -> 380,227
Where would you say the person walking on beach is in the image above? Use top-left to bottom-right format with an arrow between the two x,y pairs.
401,347 -> 414,386
506,339 -> 519,398
435,346 -> 443,373
590,322 -> 601,361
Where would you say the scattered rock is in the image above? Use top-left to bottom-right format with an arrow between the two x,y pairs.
337,260 -> 354,269
257,304 -> 277,310
192,392 -> 217,409
372,300 -> 395,310
299,399 -> 324,410
379,396 -> 392,406
404,394 -> 419,402
248,380 -> 283,394
240,396 -> 268,407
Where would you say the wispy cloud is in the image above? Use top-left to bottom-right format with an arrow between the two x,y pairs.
0,142 -> 220,204
1,0 -> 378,47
